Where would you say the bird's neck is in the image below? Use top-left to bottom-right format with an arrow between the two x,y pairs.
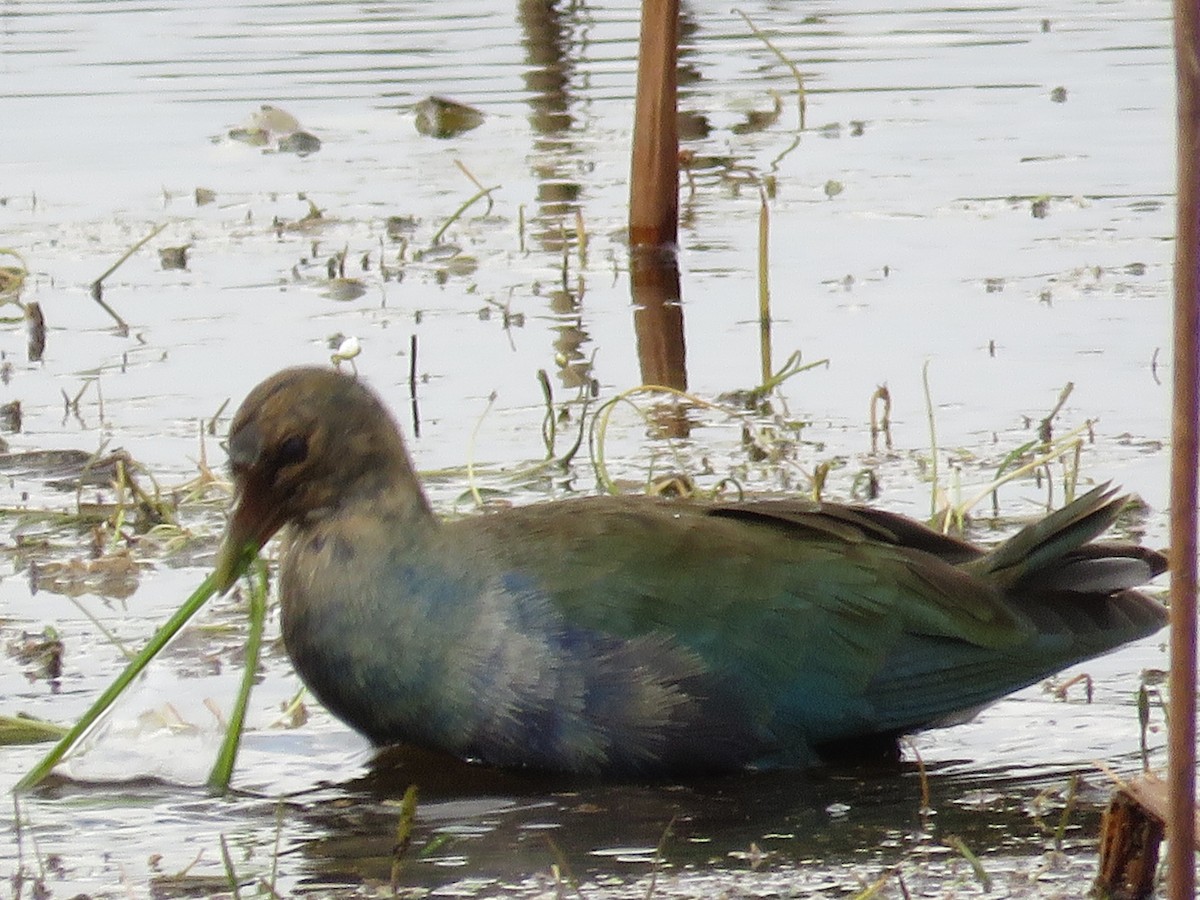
355,466 -> 434,526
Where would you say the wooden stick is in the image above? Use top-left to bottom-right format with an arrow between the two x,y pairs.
1168,0 -> 1200,893
1095,788 -> 1164,899
628,0 -> 679,249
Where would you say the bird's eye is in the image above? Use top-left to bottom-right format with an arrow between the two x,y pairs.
276,434 -> 309,467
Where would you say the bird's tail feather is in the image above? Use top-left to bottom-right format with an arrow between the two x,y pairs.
972,483 -> 1166,593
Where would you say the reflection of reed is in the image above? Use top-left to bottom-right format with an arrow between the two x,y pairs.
628,0 -> 687,435
517,0 -> 583,253
518,0 -> 596,394
550,286 -> 593,392
520,0 -> 691,407
630,246 -> 686,393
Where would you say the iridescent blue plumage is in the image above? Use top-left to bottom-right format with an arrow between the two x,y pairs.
216,367 -> 1168,776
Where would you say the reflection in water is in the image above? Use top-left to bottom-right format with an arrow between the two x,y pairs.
676,5 -> 713,144
517,0 -> 598,395
548,280 -> 595,392
517,0 -> 586,252
630,245 -> 687,393
276,743 -> 1106,893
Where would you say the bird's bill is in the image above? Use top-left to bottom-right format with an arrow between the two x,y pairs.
213,484 -> 284,593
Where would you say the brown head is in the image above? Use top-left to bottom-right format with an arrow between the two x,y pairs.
214,367 -> 425,592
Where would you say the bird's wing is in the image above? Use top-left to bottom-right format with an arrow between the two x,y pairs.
452,496 -> 1036,740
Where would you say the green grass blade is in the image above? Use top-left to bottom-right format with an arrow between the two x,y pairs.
0,715 -> 69,746
207,558 -> 268,793
13,569 -> 224,793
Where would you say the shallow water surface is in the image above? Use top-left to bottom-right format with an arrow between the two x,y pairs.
0,0 -> 1176,896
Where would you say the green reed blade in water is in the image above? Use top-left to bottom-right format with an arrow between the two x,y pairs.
14,549 -> 257,793
207,558 -> 268,792
0,715 -> 69,746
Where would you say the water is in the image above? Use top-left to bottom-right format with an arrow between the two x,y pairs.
0,0 -> 1175,895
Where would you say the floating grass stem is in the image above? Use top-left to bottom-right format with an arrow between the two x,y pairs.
554,385 -> 591,470
942,835 -> 991,891
1053,773 -> 1079,853
1138,685 -> 1152,771
733,9 -> 807,130
590,376 -> 821,494
922,360 -> 939,520
72,439 -> 112,519
942,422 -> 1093,529
0,247 -> 29,298
1065,432 -> 1083,502
545,838 -> 588,900
269,686 -> 309,730
758,350 -> 826,396
268,802 -> 284,897
219,834 -> 243,900
430,183 -> 501,245
1039,381 -> 1074,447
809,460 -> 830,502
757,190 -> 772,386
851,871 -> 893,900
453,160 -> 487,197
575,209 -> 588,270
466,393 -> 498,507
904,737 -> 933,836
207,398 -> 230,436
590,385 -> 705,493
67,594 -> 133,660
89,222 -> 169,334
390,784 -> 419,892
644,815 -> 676,900
869,385 -> 892,453
409,333 -> 421,439
538,369 -> 556,458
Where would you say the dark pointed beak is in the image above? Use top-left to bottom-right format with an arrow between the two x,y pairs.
213,478 -> 286,593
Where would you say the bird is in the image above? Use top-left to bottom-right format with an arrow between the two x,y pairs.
213,366 -> 1168,777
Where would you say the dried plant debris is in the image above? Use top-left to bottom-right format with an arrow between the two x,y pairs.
325,277 -> 367,302
0,448 -> 133,490
0,400 -> 20,432
277,131 -> 322,155
0,248 -> 28,300
28,550 -> 140,599
385,215 -> 419,240
226,104 -> 322,155
158,245 -> 190,270
0,447 -> 187,541
413,96 -> 485,138
274,197 -> 327,233
9,625 -> 63,680
731,91 -> 783,135
24,301 -> 45,362
252,103 -> 301,135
